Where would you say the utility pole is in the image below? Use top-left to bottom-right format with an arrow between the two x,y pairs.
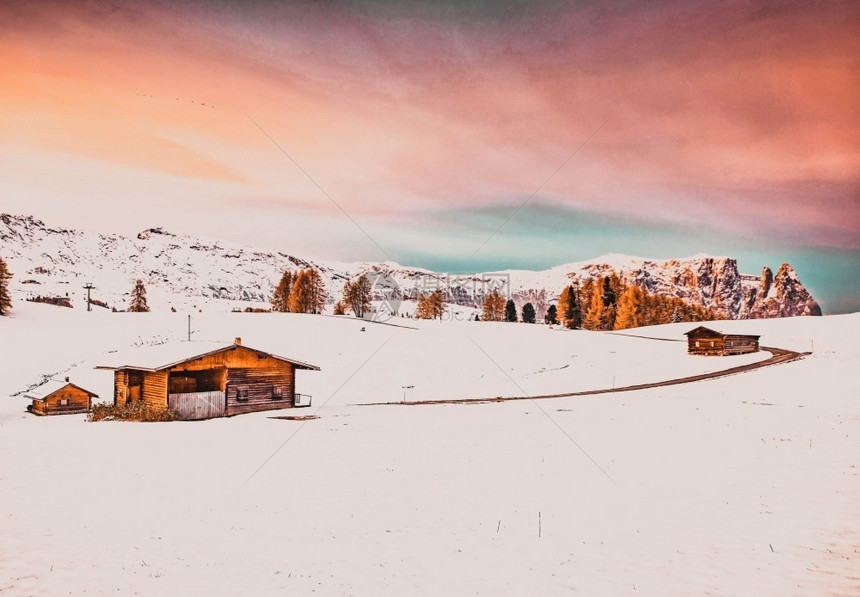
83,283 -> 95,311
188,314 -> 191,341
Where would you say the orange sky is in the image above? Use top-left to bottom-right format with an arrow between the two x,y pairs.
1,0 -> 858,273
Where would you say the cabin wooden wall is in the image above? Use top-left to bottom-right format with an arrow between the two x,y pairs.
114,369 -> 168,408
115,370 -> 127,406
688,336 -> 725,355
224,365 -> 295,416
723,335 -> 759,355
32,386 -> 91,415
688,334 -> 758,356
114,346 -> 306,418
142,371 -> 169,409
168,346 -> 284,375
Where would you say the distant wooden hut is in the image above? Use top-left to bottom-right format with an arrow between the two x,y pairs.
97,338 -> 320,420
25,378 -> 97,415
685,326 -> 760,356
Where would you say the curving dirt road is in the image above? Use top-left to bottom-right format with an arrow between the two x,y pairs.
363,346 -> 808,407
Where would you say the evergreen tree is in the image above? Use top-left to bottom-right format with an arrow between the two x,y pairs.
333,300 -> 346,315
427,289 -> 445,319
415,293 -> 428,319
614,286 -> 644,330
583,289 -> 604,330
271,270 -> 293,312
557,284 -> 581,329
0,257 -> 12,316
288,272 -> 307,313
308,269 -> 326,314
602,275 -> 618,307
415,292 -> 442,320
544,304 -> 558,325
289,269 -> 325,314
670,305 -> 683,323
521,302 -> 536,324
600,276 -> 618,330
344,274 -> 371,317
128,279 -> 150,312
504,299 -> 517,322
341,280 -> 353,312
481,289 -> 505,321
579,278 -> 596,323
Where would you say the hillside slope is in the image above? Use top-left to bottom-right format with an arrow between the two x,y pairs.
0,214 -> 821,318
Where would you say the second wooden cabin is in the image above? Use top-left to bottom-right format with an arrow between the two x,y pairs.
24,378 -> 98,415
98,338 -> 320,420
685,326 -> 760,356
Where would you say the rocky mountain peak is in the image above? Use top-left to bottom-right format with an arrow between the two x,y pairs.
740,263 -> 821,318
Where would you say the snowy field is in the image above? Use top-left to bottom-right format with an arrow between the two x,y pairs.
1,301 -> 858,595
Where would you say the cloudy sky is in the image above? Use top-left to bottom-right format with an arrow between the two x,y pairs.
1,0 -> 858,312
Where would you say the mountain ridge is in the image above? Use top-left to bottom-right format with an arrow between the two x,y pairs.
0,213 -> 821,319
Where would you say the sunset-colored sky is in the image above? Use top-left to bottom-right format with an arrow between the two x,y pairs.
1,0 -> 858,312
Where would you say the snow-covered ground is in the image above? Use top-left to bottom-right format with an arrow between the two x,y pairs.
1,301 -> 858,595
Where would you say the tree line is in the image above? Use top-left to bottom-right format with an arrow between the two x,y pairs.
1,260 -> 719,331
271,269 -> 327,314
475,275 -> 718,328
548,274 -> 719,330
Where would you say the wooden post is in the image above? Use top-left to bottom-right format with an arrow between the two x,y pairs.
83,283 -> 94,311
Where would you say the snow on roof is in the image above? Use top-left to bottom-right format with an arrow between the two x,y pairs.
95,341 -> 320,372
23,380 -> 98,401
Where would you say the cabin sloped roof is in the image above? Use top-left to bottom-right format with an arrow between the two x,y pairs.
684,326 -> 759,339
23,380 -> 98,400
685,326 -> 725,338
96,341 -> 321,372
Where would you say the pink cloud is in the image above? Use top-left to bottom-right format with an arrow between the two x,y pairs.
1,0 -> 857,248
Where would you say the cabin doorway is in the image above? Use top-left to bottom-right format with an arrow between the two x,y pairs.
128,370 -> 143,402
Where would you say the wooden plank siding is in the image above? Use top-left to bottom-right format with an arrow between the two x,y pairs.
115,370 -> 128,406
168,391 -> 226,420
31,385 -> 92,415
722,334 -> 760,355
141,371 -> 169,409
111,345 -> 312,419
686,327 -> 759,356
169,346 -> 285,374
688,336 -> 726,356
114,369 -> 168,408
225,366 -> 295,416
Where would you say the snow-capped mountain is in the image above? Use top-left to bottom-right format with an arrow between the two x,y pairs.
500,254 -> 821,319
0,214 -> 821,318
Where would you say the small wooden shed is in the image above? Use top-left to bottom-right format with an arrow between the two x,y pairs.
97,338 -> 320,420
25,379 -> 98,415
685,326 -> 760,356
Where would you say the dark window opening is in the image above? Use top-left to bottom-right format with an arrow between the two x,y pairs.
169,369 -> 221,394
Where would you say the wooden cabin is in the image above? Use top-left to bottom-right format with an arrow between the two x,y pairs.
685,326 -> 760,356
97,338 -> 320,420
25,379 -> 97,415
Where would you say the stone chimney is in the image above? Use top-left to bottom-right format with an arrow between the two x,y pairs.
234,337 -> 242,345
